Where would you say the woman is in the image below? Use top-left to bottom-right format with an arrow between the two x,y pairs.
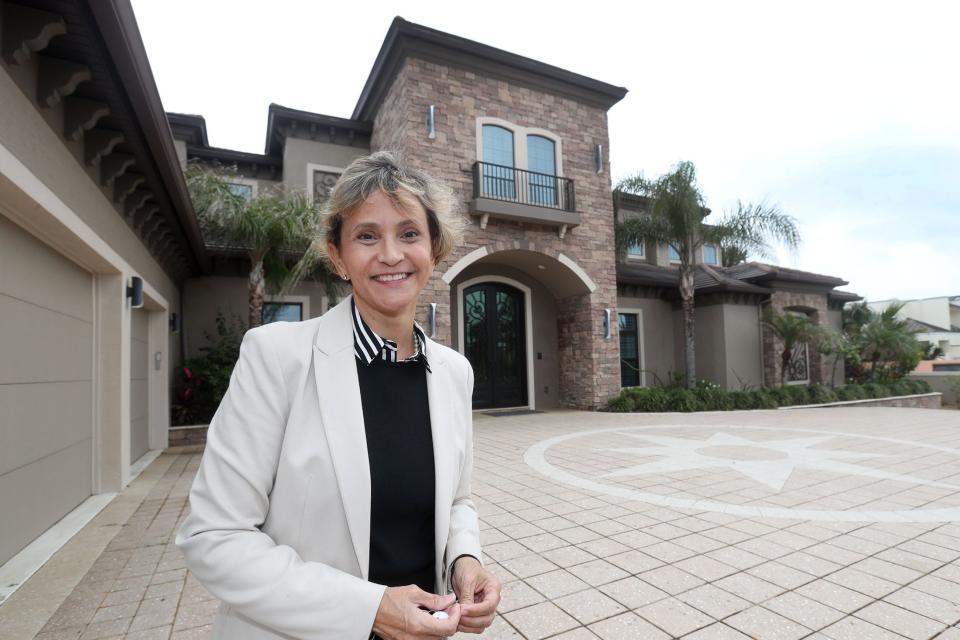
177,152 -> 501,639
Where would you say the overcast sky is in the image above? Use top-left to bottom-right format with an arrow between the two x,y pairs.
131,0 -> 959,302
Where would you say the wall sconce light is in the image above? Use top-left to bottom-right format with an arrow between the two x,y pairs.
126,276 -> 144,308
429,302 -> 438,337
169,312 -> 180,333
426,105 -> 436,139
595,144 -> 604,175
602,308 -> 612,339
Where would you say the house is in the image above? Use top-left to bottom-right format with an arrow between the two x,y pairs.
0,4 -> 859,573
868,296 -> 960,360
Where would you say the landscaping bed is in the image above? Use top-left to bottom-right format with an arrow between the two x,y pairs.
605,379 -> 935,413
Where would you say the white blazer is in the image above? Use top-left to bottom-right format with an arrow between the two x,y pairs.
176,294 -> 482,640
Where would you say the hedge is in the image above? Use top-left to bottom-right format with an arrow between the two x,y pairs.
606,379 -> 933,412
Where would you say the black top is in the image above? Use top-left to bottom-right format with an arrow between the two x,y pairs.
351,298 -> 435,595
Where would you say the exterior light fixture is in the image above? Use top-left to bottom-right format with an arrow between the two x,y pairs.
126,276 -> 144,308
602,308 -> 612,339
426,105 -> 436,139
169,312 -> 180,333
595,144 -> 603,175
429,302 -> 438,337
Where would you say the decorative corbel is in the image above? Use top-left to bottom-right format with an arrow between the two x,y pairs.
558,224 -> 568,240
37,56 -> 90,108
328,126 -> 336,143
141,214 -> 165,239
133,206 -> 159,234
123,189 -> 152,220
64,97 -> 109,141
113,172 -> 144,203
100,153 -> 134,187
2,3 -> 66,65
84,129 -> 124,166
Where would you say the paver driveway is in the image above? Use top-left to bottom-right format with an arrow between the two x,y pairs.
4,407 -> 960,639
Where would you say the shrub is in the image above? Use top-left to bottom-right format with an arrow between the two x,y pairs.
750,389 -> 780,409
728,390 -> 756,410
624,387 -> 670,412
836,384 -> 865,401
785,385 -> 811,406
863,383 -> 888,399
665,388 -> 699,412
807,384 -> 838,404
906,378 -> 932,394
888,380 -> 912,397
694,386 -> 733,411
606,395 -> 632,412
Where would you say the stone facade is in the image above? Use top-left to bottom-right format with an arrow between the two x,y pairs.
369,57 -> 620,409
762,289 -> 833,387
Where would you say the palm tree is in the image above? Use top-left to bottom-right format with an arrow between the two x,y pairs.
185,165 -> 334,329
762,309 -> 819,385
614,160 -> 801,388
842,302 -> 922,382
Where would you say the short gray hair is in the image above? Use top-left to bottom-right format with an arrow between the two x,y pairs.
315,151 -> 464,268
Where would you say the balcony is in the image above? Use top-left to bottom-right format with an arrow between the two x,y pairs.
470,162 -> 581,238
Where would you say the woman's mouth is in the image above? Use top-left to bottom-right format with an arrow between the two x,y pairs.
372,272 -> 412,283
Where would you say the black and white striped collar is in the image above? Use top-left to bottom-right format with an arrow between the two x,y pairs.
351,297 -> 430,372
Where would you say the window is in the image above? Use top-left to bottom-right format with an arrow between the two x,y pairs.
262,302 -> 302,324
476,118 -> 563,207
527,135 -> 557,206
668,245 -> 681,263
627,242 -> 645,258
703,244 -> 719,265
481,124 -> 516,199
618,312 -> 643,387
227,182 -> 253,201
312,170 -> 340,206
784,310 -> 811,385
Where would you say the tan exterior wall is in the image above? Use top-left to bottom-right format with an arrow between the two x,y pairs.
722,303 -> 763,390
370,57 -> 619,409
130,309 -> 150,462
182,276 -> 331,360
693,304 -> 726,386
0,61 -> 176,565
616,296 -> 676,388
908,373 -> 960,404
282,137 -> 370,194
449,263 -> 561,409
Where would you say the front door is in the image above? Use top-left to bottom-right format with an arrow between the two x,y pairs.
463,282 -> 527,409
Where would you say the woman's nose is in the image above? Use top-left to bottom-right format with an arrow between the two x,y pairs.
378,235 -> 402,264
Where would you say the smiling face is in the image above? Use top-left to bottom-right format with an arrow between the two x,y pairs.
326,189 -> 435,323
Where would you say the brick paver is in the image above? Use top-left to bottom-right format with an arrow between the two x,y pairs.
6,407 -> 960,639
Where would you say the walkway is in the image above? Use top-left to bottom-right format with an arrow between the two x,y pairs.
2,407 -> 960,639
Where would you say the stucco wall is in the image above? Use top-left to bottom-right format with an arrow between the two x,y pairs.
182,276 -> 332,360
616,296 -> 676,388
722,303 -> 763,390
282,137 -> 370,194
0,67 -> 180,318
908,373 -> 960,404
693,304 -> 726,386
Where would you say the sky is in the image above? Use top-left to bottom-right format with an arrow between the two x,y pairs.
131,0 -> 960,301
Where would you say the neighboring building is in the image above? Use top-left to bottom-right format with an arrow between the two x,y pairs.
868,296 -> 960,360
1,5 -> 860,572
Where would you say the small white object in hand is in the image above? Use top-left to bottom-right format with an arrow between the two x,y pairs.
432,611 -> 449,620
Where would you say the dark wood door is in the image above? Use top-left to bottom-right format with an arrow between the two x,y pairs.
463,283 -> 527,409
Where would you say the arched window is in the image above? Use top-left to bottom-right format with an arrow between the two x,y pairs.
482,125 -> 515,198
527,135 -> 556,205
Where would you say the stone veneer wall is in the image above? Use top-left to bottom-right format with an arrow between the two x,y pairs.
762,290 -> 831,387
369,57 -> 619,409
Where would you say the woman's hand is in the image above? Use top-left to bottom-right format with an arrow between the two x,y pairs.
372,586 -> 461,640
451,556 -> 502,634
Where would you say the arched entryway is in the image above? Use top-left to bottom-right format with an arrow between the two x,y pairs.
461,280 -> 529,409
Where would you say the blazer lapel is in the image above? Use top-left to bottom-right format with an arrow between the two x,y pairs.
425,336 -> 454,590
312,295 -> 372,579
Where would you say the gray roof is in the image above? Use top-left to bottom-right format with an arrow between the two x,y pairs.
724,262 -> 848,287
906,317 -> 954,333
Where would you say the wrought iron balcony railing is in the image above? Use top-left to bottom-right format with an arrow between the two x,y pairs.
472,161 -> 576,212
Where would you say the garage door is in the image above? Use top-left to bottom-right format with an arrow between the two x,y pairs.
130,308 -> 149,463
0,215 -> 93,565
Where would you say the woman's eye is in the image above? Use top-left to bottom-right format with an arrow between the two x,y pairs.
403,230 -> 419,239
357,233 -> 375,241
